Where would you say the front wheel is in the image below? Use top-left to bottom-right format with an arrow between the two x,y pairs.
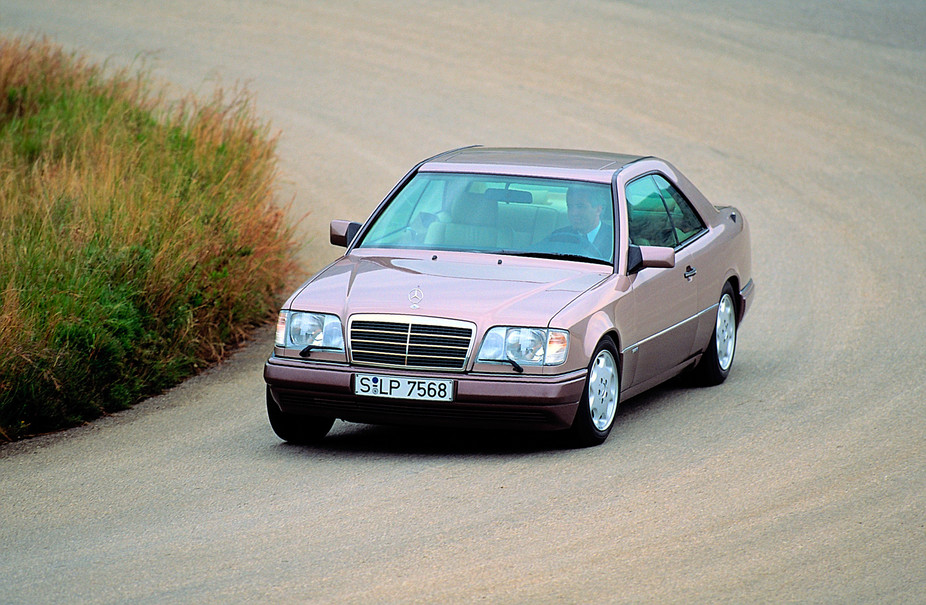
569,339 -> 620,447
266,387 -> 334,444
694,282 -> 738,385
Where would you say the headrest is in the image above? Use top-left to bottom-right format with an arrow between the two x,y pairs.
483,188 -> 533,204
451,195 -> 499,226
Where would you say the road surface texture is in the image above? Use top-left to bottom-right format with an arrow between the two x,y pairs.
1,1 -> 924,602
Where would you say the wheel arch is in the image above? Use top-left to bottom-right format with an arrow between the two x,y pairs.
580,310 -> 623,377
721,273 -> 743,323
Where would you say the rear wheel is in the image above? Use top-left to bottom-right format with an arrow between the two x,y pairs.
695,282 -> 738,385
570,339 -> 620,447
266,387 -> 334,444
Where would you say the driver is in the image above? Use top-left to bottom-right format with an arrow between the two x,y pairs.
547,185 -> 613,259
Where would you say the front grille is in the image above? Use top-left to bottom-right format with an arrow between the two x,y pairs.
349,315 -> 475,371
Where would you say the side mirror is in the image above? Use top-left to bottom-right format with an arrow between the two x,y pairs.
628,244 -> 675,273
330,220 -> 362,247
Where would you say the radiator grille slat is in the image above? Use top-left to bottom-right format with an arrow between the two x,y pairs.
349,316 -> 474,371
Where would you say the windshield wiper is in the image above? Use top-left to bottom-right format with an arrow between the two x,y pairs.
299,345 -> 343,358
505,355 -> 524,373
501,250 -> 605,264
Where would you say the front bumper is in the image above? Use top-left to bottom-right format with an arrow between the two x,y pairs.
264,357 -> 587,431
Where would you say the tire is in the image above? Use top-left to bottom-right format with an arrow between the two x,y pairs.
694,282 -> 738,386
570,339 -> 621,447
266,386 -> 334,444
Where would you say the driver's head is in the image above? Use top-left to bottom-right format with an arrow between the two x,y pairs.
567,186 -> 605,234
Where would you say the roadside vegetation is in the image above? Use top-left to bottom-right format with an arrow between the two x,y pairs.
0,37 -> 299,441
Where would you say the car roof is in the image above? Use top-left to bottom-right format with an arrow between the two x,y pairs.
419,147 -> 647,184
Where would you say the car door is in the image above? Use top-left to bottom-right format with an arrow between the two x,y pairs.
624,174 -> 701,385
651,174 -> 714,358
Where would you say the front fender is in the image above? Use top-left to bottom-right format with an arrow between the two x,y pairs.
582,310 -> 618,360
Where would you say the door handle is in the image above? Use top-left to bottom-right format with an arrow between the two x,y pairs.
684,266 -> 697,280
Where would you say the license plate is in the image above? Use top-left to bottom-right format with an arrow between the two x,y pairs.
354,374 -> 454,402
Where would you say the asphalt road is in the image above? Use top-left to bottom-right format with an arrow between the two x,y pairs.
1,1 -> 924,602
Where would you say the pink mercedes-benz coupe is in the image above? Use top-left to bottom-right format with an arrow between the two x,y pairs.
264,147 -> 754,446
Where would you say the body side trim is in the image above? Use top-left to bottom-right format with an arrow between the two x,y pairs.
621,303 -> 718,354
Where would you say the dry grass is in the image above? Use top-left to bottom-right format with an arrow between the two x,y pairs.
0,37 -> 299,440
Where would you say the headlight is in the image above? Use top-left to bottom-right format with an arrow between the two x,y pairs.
477,327 -> 569,366
275,311 -> 344,352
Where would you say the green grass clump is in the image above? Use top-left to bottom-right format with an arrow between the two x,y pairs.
0,37 -> 299,440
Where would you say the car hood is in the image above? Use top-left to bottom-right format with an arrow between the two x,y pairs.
289,250 -> 610,328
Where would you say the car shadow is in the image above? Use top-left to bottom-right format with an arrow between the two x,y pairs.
301,423 -> 572,456
268,374 -> 700,458
612,372 -> 701,420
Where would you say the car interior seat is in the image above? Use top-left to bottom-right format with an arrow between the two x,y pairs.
424,193 -> 514,249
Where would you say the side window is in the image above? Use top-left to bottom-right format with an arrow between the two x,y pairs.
625,176 -> 677,247
652,175 -> 705,245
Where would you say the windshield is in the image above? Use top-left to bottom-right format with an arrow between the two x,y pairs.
356,172 -> 615,264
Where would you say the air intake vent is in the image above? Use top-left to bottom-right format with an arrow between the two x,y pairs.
349,315 -> 475,371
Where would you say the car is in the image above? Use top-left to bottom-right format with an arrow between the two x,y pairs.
264,147 -> 754,446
